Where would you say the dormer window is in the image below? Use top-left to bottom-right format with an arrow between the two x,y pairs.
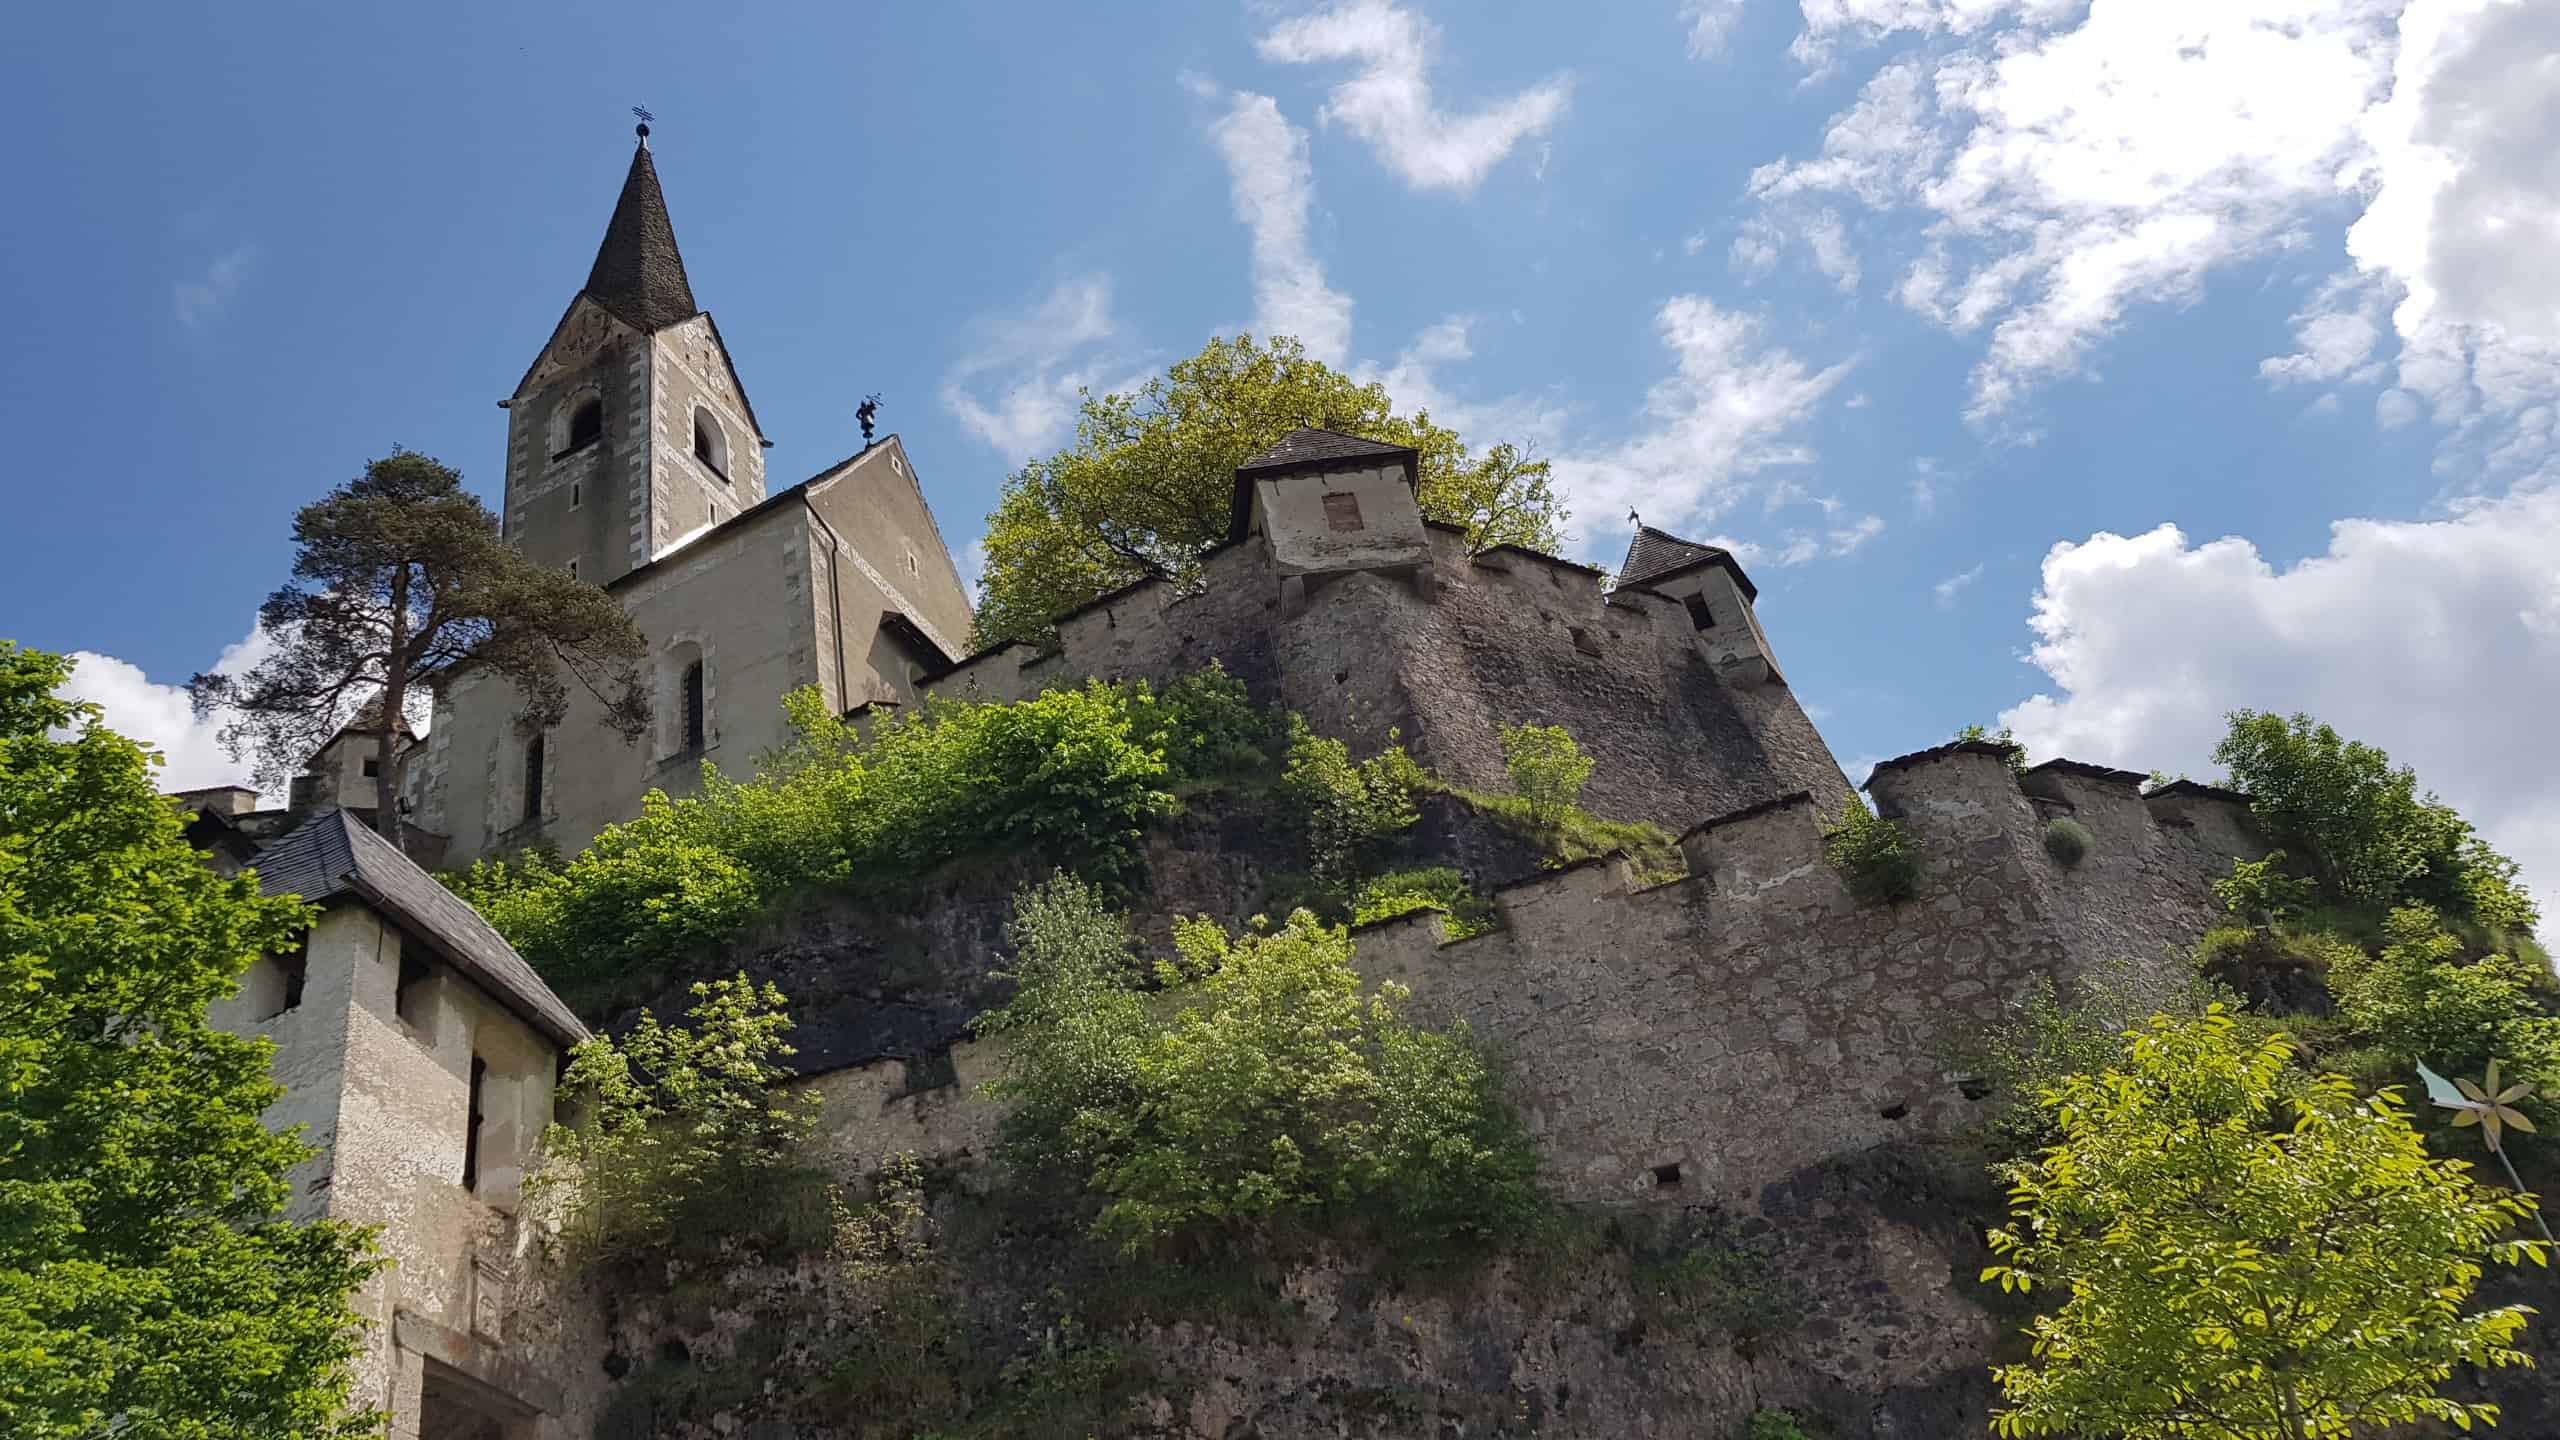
693,408 -> 729,480
563,395 -> 603,455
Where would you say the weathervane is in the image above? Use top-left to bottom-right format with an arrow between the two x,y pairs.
858,392 -> 882,445
2420,1059 -> 2556,1244
632,105 -> 654,143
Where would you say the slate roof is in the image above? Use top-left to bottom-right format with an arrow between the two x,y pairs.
1615,524 -> 1761,600
583,138 -> 699,334
253,809 -> 590,1047
1227,427 -> 1421,542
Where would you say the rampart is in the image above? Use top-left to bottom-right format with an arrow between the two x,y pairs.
919,525 -> 1851,833
785,743 -> 2263,1207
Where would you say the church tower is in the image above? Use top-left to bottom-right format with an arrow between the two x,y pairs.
499,126 -> 769,585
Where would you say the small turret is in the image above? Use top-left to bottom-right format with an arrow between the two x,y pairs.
1228,428 -> 1436,614
1615,525 -> 1778,686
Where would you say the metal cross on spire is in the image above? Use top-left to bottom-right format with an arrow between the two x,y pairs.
631,105 -> 655,143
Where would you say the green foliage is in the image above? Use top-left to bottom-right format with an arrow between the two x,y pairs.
1746,1410 -> 1816,1440
1955,722 -> 2030,776
2213,851 -> 2318,926
1281,717 -> 1425,897
188,449 -> 648,839
2040,817 -> 2091,868
979,877 -> 1542,1260
2215,709 -> 2538,932
0,642 -> 381,1438
1983,1008 -> 2546,1439
2326,905 -> 2560,1113
534,975 -> 823,1266
1351,866 -> 1496,940
972,332 -> 1566,649
1436,781 -> 1685,885
448,672 -> 1272,982
1822,794 -> 1923,904
1959,953 -> 2237,1155
1632,1239 -> 1798,1355
1498,722 -> 1595,826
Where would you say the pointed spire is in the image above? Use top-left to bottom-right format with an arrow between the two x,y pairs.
582,134 -> 699,334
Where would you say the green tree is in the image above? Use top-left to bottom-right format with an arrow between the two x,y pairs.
1983,1008 -> 2545,1439
2213,710 -> 2536,930
972,333 -> 1565,648
1,643 -> 381,1438
190,450 -> 650,843
533,974 -> 819,1265
1498,722 -> 1595,826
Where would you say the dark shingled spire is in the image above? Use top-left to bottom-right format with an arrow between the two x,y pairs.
1617,524 -> 1757,599
582,137 -> 699,334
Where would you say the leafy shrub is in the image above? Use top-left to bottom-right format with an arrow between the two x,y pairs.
1746,1410 -> 1815,1440
1955,722 -> 2029,776
979,876 -> 1542,1260
1822,795 -> 1922,904
2215,709 -> 2538,931
447,673 -> 1274,981
2327,905 -> 2560,1113
1281,717 -> 1425,897
1499,722 -> 1595,825
532,975 -> 822,1265
1351,866 -> 1496,940
1957,953 -> 2236,1154
1434,781 -> 1685,884
1634,1240 -> 1798,1355
2041,817 -> 2092,868
2213,851 -> 2318,925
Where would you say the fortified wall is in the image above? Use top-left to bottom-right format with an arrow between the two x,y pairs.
793,742 -> 2264,1207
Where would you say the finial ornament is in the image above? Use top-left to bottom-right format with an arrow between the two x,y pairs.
858,393 -> 882,444
631,105 -> 655,143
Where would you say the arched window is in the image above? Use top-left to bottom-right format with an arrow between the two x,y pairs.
565,395 -> 603,454
692,408 -> 729,480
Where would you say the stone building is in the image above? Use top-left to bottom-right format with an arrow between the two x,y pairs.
207,808 -> 594,1440
412,130 -> 975,865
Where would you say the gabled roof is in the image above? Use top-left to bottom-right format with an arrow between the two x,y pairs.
1227,427 -> 1422,542
253,809 -> 589,1047
584,138 -> 698,335
1615,524 -> 1763,602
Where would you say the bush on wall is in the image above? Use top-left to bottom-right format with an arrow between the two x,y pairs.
1823,794 -> 1923,904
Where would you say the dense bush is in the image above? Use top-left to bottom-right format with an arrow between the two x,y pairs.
1822,794 -> 1923,904
446,668 -> 1263,982
1498,722 -> 1595,825
2215,710 -> 2537,932
1958,953 -> 2237,1153
2324,906 -> 2560,1114
2041,817 -> 2091,868
1351,866 -> 1495,939
1280,717 -> 1426,897
531,975 -> 822,1265
1955,722 -> 2029,776
979,876 -> 1542,1260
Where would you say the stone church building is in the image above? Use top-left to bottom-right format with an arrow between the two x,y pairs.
410,129 -> 976,866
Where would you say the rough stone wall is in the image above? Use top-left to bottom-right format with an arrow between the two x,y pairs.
504,300 -> 650,587
646,317 -> 766,552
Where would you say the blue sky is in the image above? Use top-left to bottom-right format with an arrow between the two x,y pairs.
7,0 -> 2557,909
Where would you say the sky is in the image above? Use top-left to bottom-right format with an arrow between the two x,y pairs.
5,0 -> 2556,912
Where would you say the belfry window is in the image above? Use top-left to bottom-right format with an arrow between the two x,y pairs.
565,395 -> 603,454
693,408 -> 729,480
1682,593 -> 1716,631
681,661 -> 706,751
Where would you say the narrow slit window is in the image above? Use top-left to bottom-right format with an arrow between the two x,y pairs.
1322,492 -> 1364,532
463,1055 -> 488,1191
522,732 -> 545,823
1682,593 -> 1716,631
395,946 -> 431,1030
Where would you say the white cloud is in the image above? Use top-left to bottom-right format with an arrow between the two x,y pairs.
957,538 -> 988,601
1933,561 -> 1983,605
1359,314 -> 1569,451
1681,0 -> 1752,57
1998,490 -> 2560,920
939,275 -> 1136,461
1551,296 -> 1855,557
57,622 -> 274,793
174,242 -> 258,331
1207,89 -> 1355,364
1256,0 -> 1571,194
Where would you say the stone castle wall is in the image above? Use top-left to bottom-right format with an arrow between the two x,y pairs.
781,744 -> 2261,1206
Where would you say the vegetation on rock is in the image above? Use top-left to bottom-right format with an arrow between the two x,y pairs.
1984,1008 -> 2545,1439
979,875 -> 1542,1260
1498,721 -> 1595,826
0,643 -> 380,1439
187,450 -> 649,841
970,332 -> 1565,649
1823,793 -> 1923,904
2041,816 -> 2092,868
1351,865 -> 1496,939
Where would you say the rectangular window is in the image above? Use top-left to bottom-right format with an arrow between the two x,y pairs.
361,756 -> 380,778
1682,592 -> 1716,631
569,481 -> 581,509
1323,492 -> 1364,532
682,661 -> 706,751
260,940 -> 310,1021
567,559 -> 578,580
463,1055 -> 488,1191
395,946 -> 432,1030
522,733 -> 545,824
